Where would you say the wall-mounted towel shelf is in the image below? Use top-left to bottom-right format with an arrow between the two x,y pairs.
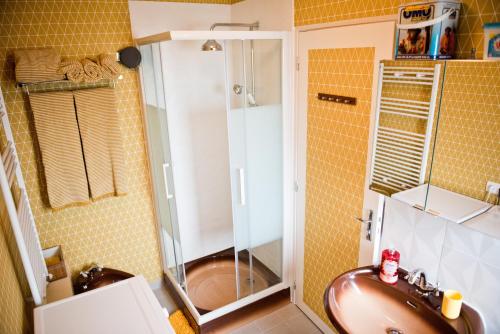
17,77 -> 122,95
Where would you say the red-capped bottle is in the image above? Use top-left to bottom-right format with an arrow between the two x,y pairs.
379,248 -> 400,284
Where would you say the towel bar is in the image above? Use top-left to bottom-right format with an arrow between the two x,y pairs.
17,76 -> 121,95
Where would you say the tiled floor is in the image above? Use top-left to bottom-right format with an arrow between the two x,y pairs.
153,285 -> 179,314
153,283 -> 322,334
229,303 -> 321,334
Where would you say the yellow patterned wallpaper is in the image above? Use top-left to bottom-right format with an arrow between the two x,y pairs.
294,0 -> 500,59
0,206 -> 30,334
430,61 -> 500,201
0,1 -> 162,283
304,47 -> 375,329
149,0 -> 242,3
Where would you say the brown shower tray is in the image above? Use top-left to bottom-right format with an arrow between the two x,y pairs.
184,249 -> 281,314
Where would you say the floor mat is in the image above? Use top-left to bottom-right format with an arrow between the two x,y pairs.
169,310 -> 195,334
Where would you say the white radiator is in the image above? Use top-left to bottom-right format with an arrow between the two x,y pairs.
0,86 -> 48,305
369,63 -> 441,194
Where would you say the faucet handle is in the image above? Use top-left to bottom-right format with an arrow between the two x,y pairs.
406,268 -> 424,285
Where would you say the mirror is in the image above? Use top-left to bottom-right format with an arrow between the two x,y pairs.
426,60 -> 499,238
370,60 -> 500,239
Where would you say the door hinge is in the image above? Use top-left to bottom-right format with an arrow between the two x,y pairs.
293,281 -> 297,290
296,57 -> 300,71
293,181 -> 299,192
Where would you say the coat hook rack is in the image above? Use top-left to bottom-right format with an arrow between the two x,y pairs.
317,93 -> 356,105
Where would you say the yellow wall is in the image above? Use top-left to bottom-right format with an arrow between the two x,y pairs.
0,1 -> 162,283
0,202 -> 30,334
304,47 -> 375,329
295,0 -> 499,59
151,0 -> 242,3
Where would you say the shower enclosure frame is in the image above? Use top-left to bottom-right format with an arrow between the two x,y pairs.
135,30 -> 294,325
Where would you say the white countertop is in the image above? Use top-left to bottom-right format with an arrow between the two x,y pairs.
392,184 -> 492,224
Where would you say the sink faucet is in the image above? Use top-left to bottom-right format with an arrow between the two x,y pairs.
405,269 -> 440,297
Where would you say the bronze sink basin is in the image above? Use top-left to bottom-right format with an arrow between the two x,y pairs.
324,266 -> 484,334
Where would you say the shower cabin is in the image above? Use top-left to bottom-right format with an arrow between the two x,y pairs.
136,28 -> 293,324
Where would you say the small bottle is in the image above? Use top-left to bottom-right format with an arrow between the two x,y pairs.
379,248 -> 400,284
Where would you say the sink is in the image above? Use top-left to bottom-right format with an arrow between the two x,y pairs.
324,266 -> 484,334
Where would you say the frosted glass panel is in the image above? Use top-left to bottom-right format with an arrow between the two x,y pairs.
227,39 -> 284,293
229,104 -> 283,249
139,43 -> 184,286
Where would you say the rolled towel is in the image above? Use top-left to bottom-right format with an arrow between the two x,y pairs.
14,48 -> 65,83
58,60 -> 84,83
98,54 -> 121,80
81,58 -> 102,83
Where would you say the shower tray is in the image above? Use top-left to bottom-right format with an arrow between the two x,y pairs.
184,248 -> 281,314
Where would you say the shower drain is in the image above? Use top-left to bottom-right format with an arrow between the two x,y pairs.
386,328 -> 404,334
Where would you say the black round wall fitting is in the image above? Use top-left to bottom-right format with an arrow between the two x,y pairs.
118,46 -> 142,69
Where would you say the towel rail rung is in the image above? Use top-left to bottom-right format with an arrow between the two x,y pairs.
376,146 -> 422,163
373,171 -> 419,187
375,160 -> 420,180
378,126 -> 426,138
380,104 -> 429,115
376,154 -> 422,173
380,109 -> 429,119
378,134 -> 425,149
382,79 -> 433,86
373,170 -> 420,188
378,129 -> 426,143
381,100 -> 429,111
372,175 -> 416,191
381,97 -> 430,106
371,180 -> 405,192
377,147 -> 421,168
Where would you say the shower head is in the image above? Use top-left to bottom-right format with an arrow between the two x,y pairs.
201,39 -> 222,51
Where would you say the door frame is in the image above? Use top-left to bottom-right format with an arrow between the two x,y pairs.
293,18 -> 396,333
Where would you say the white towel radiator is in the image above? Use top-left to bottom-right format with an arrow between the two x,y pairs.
0,86 -> 48,305
369,63 -> 441,193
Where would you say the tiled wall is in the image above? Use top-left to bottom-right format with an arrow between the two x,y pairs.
294,0 -> 500,59
0,209 -> 30,334
0,1 -> 162,281
381,197 -> 500,333
303,47 -> 375,329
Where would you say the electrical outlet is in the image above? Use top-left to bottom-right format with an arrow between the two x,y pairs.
486,181 -> 500,195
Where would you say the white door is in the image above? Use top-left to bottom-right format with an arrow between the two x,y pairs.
294,21 -> 395,333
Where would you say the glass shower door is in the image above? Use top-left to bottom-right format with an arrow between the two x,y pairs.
139,43 -> 185,287
226,39 -> 284,299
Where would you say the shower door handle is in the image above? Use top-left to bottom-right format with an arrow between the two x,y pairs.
162,163 -> 174,200
238,168 -> 246,206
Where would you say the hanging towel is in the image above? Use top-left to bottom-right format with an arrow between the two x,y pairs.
73,88 -> 127,199
14,48 -> 65,83
29,91 -> 90,209
58,59 -> 84,83
81,58 -> 103,83
98,54 -> 121,80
